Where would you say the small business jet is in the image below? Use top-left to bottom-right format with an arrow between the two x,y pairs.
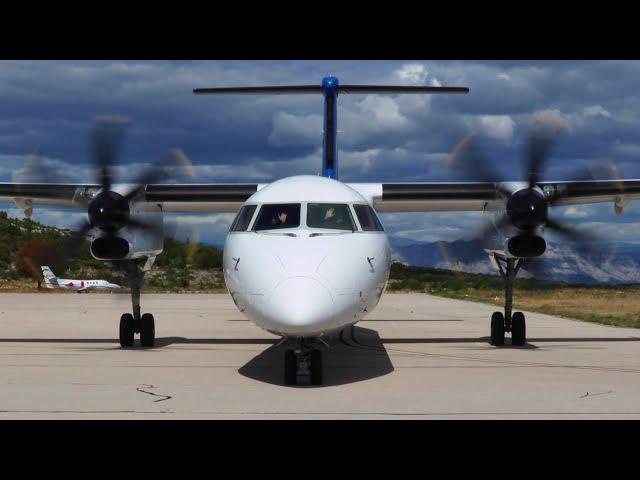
2,75 -> 640,385
41,266 -> 121,293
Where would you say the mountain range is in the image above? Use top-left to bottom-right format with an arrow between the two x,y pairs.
389,237 -> 640,285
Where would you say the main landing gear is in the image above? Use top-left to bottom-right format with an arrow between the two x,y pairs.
490,255 -> 526,347
119,260 -> 155,348
284,341 -> 323,386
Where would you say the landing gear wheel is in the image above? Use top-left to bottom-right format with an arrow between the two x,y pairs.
119,313 -> 135,347
310,350 -> 322,386
140,313 -> 155,347
284,350 -> 297,385
490,311 -> 505,346
511,311 -> 526,346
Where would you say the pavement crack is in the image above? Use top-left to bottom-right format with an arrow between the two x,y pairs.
136,384 -> 172,403
580,390 -> 613,399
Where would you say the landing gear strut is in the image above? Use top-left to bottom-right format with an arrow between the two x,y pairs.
491,255 -> 526,346
284,341 -> 322,386
119,260 -> 155,348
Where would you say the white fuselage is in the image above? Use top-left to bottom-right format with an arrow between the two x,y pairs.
47,278 -> 121,292
223,175 -> 391,338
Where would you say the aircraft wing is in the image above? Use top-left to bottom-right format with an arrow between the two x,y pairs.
3,180 -> 640,215
348,180 -> 640,213
0,183 -> 261,213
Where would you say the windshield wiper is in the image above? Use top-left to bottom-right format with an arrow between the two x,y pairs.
255,231 -> 297,237
309,231 -> 353,237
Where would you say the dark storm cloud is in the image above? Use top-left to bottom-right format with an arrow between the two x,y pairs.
1,60 -> 640,243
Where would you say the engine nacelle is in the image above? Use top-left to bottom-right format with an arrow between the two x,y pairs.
505,234 -> 546,258
90,203 -> 164,260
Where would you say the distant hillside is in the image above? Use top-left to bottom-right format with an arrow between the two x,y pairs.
3,211 -> 640,289
0,212 -> 225,291
389,236 -> 640,285
387,261 -> 572,293
0,211 -> 74,279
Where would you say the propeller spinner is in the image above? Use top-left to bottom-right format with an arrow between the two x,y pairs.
448,113 -> 597,248
50,117 -> 193,259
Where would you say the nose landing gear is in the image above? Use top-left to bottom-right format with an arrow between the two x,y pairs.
284,341 -> 323,386
490,255 -> 527,346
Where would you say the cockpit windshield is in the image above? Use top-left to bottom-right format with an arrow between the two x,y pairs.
307,203 -> 355,231
253,203 -> 301,231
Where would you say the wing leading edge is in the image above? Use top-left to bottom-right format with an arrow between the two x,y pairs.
2,179 -> 640,215
0,183 -> 261,213
349,180 -> 640,213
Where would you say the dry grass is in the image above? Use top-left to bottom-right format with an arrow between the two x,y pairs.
437,286 -> 640,328
0,279 -> 47,292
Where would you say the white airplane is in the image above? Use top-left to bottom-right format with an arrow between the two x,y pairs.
41,266 -> 121,293
1,75 -> 640,385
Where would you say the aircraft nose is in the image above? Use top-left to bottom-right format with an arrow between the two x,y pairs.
263,277 -> 335,336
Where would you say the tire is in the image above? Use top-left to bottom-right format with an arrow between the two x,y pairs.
310,350 -> 322,386
490,311 -> 505,346
512,312 -> 526,346
284,350 -> 297,385
119,313 -> 135,348
140,313 -> 155,347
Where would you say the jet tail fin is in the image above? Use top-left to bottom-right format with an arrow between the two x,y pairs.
41,266 -> 58,288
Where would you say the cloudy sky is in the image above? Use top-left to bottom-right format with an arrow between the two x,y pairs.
1,60 -> 640,245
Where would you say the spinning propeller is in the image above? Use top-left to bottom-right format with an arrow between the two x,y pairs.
448,113 -> 603,245
24,117 -> 194,260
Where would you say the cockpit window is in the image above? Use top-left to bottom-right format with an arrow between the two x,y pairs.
230,205 -> 257,232
354,204 -> 384,231
307,203 -> 355,231
254,204 -> 301,231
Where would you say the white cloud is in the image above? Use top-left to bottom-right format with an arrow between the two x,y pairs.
478,115 -> 515,143
564,206 -> 590,218
268,112 -> 322,147
379,211 -> 487,243
394,64 -> 428,85
357,95 -> 410,130
340,148 -> 382,173
583,105 -> 612,118
165,212 -> 235,244
530,109 -> 570,132
3,60 -> 640,247
611,139 -> 640,157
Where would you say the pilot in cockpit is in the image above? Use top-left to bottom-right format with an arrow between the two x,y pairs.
323,207 -> 345,227
271,209 -> 289,226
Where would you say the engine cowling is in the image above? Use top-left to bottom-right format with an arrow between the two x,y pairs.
505,234 -> 546,258
89,203 -> 164,260
91,236 -> 131,259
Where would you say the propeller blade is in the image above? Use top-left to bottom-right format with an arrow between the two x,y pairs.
91,116 -> 131,192
122,149 -> 195,202
446,131 -> 503,183
525,112 -> 567,188
58,220 -> 94,262
126,217 -> 163,234
477,214 -> 512,243
545,217 -> 599,244
16,149 -> 65,184
549,159 -> 624,206
517,255 -> 552,280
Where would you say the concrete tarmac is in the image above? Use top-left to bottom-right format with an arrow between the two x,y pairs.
0,292 -> 639,419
